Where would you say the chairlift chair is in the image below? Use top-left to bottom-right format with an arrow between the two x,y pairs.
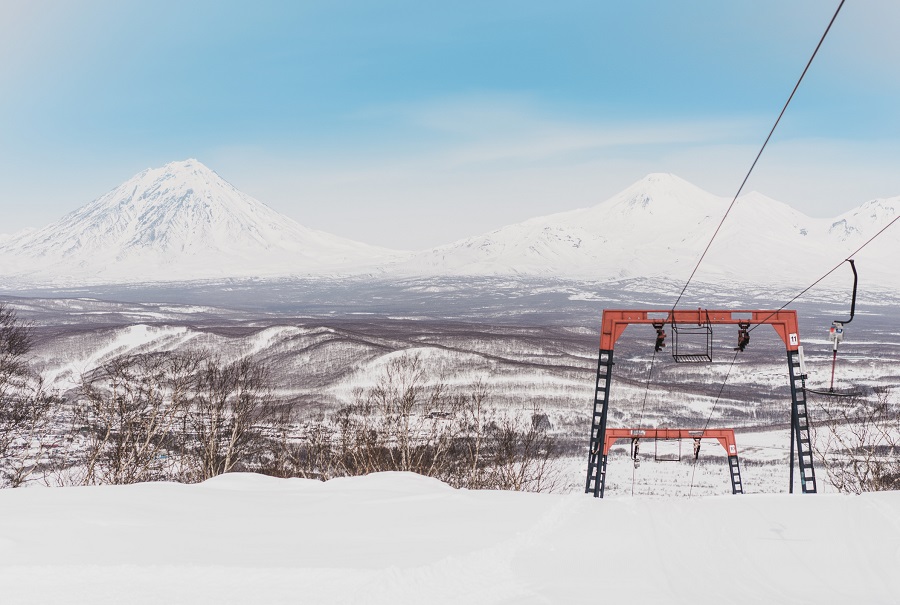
671,310 -> 713,363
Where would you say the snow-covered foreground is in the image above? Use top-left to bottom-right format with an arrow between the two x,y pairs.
1,473 -> 898,604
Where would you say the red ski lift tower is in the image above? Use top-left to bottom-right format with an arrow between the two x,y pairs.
585,309 -> 817,498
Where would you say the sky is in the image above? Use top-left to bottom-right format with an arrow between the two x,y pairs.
1,0 -> 899,249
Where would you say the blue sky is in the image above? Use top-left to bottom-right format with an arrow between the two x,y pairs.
2,0 -> 899,249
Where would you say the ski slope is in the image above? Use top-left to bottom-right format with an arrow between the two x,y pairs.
1,472 -> 897,604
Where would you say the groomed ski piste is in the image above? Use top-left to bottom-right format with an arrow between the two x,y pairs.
1,472 -> 898,604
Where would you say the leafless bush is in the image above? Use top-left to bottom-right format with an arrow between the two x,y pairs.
0,303 -> 59,487
814,388 -> 900,493
475,408 -> 558,492
14,332 -> 556,492
321,354 -> 461,479
283,353 -> 560,492
274,419 -> 340,480
188,356 -> 276,481
74,352 -> 198,485
447,380 -> 558,491
69,350 -> 278,485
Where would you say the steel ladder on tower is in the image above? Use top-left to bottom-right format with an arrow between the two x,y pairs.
585,349 -> 614,497
728,455 -> 744,494
788,349 -> 817,493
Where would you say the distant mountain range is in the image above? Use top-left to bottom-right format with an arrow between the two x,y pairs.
398,173 -> 898,288
0,160 -> 401,285
0,160 -> 896,288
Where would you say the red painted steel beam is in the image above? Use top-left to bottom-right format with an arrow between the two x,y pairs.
599,309 -> 800,351
603,427 -> 739,457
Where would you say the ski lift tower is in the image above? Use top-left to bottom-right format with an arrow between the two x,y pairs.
585,308 -> 817,498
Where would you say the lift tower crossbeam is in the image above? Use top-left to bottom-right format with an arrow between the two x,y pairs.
604,428 -> 744,494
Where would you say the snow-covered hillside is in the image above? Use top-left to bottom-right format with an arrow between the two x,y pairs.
400,173 -> 899,287
0,159 -> 404,284
1,166 -> 897,288
0,472 -> 897,605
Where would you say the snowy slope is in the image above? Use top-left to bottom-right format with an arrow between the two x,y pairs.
0,472 -> 898,605
0,159 -> 405,284
821,198 -> 899,286
400,174 -> 897,287
1,167 -> 897,288
400,174 -> 722,278
828,198 -> 899,242
415,175 -> 713,278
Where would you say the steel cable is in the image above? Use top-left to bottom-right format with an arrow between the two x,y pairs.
687,348 -> 741,498
672,0 -> 846,313
749,213 -> 900,332
631,347 -> 659,496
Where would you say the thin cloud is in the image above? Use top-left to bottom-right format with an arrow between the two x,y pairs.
393,97 -> 763,166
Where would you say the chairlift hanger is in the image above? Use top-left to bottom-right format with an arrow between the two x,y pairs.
807,259 -> 863,398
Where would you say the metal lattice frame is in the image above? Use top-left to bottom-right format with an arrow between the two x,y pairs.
585,309 -> 817,498
603,428 -> 744,494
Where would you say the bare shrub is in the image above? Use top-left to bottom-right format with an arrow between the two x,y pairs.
453,380 -> 491,488
187,356 -> 276,481
814,388 -> 900,493
325,354 -> 461,479
477,408 -> 559,492
283,353 -> 560,492
0,303 -> 59,487
276,418 -> 340,481
69,350 -> 279,485
74,352 -> 196,485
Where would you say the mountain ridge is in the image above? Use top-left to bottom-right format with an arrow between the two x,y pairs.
0,159 -> 403,284
0,164 -> 896,288
396,173 -> 898,287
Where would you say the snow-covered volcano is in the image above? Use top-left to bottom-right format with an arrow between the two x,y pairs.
0,159 -> 403,284
1,166 -> 897,289
400,174 -> 899,288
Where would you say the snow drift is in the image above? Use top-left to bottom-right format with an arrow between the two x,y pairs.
0,472 -> 897,605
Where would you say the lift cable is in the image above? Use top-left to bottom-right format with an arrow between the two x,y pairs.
671,0 -> 846,313
687,348 -> 742,498
632,347 -> 660,496
748,213 -> 900,333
